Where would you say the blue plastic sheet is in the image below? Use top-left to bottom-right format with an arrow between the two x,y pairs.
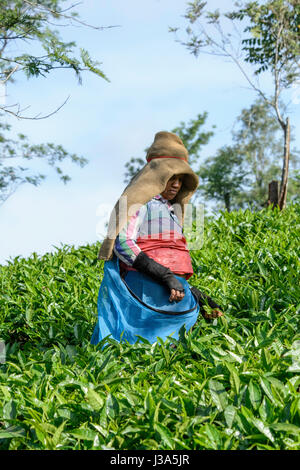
91,255 -> 199,345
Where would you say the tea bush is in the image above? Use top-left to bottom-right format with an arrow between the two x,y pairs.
0,203 -> 299,449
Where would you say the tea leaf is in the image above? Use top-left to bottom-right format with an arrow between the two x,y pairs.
209,379 -> 228,411
154,422 -> 174,449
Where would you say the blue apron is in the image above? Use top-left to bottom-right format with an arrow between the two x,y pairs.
91,255 -> 199,345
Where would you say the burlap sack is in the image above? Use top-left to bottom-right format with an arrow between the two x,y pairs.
97,131 -> 199,260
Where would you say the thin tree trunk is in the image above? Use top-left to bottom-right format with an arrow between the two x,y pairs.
267,180 -> 279,208
224,192 -> 231,212
278,117 -> 290,210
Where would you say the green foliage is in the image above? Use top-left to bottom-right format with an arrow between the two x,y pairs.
123,157 -> 145,186
172,112 -> 215,167
232,98 -> 284,209
197,98 -> 299,211
232,0 -> 300,82
0,0 -> 112,203
0,118 -> 88,204
0,0 -> 109,85
0,204 -> 300,449
173,0 -> 300,209
197,145 -> 249,212
231,98 -> 299,209
179,0 -> 300,86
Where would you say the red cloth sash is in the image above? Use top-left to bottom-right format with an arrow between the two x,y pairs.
119,231 -> 193,280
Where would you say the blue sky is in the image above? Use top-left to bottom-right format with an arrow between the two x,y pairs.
0,0 -> 299,265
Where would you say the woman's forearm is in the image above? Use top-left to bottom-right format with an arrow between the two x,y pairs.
132,251 -> 185,293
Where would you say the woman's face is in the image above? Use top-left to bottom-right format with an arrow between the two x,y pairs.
160,174 -> 184,200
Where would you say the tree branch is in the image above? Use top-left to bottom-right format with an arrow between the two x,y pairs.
22,0 -> 121,31
0,65 -> 19,84
0,95 -> 70,120
0,38 -> 8,56
188,20 -> 273,107
0,182 -> 22,205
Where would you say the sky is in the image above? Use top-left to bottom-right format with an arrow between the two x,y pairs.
0,0 -> 299,266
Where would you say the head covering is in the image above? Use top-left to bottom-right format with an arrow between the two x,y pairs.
97,131 -> 199,260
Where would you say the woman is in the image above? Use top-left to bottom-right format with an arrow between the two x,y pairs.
91,132 -> 223,346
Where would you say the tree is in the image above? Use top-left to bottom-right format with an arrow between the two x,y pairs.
172,111 -> 215,167
170,0 -> 300,210
0,119 -> 88,204
0,0 -> 116,204
197,98 -> 299,211
198,145 -> 249,212
123,157 -> 145,186
123,112 -> 215,185
232,97 -> 299,209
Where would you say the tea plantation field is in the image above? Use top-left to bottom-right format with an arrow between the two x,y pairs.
0,204 -> 299,450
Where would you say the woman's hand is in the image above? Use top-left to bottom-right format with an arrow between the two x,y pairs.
132,252 -> 185,302
203,308 -> 223,319
169,289 -> 185,302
